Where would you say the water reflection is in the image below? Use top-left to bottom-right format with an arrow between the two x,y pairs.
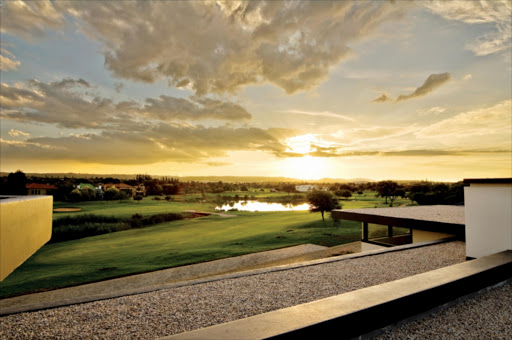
215,200 -> 309,212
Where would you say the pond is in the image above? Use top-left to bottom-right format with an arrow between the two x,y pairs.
215,200 -> 309,212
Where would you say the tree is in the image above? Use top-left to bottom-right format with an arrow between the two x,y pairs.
307,191 -> 341,221
335,189 -> 352,200
376,180 -> 398,204
104,187 -> 119,200
69,188 -> 82,202
280,183 -> 297,196
115,190 -> 130,201
80,187 -> 96,201
134,195 -> 143,203
3,170 -> 27,195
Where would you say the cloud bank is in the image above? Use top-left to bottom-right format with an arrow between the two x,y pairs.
424,0 -> 511,56
1,1 -> 407,96
0,47 -> 20,71
0,77 -> 292,165
1,79 -> 252,129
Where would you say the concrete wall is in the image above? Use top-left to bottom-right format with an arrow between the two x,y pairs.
0,196 -> 53,281
412,230 -> 453,243
465,183 -> 512,258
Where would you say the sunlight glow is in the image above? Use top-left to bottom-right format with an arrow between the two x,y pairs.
284,134 -> 316,154
215,201 -> 309,212
283,155 -> 330,180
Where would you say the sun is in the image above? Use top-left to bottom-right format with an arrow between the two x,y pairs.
283,155 -> 329,180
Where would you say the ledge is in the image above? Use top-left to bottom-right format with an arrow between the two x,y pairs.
165,250 -> 512,340
463,178 -> 512,185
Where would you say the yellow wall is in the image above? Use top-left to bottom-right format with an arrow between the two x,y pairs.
0,196 -> 53,281
412,229 -> 453,243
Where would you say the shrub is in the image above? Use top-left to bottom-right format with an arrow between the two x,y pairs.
104,187 -> 119,200
51,214 -> 129,242
51,213 -> 184,243
69,188 -> 82,202
130,213 -> 144,228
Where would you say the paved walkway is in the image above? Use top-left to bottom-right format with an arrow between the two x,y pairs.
0,242 -> 361,316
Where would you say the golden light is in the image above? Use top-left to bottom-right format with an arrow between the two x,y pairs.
284,134 -> 317,154
283,155 -> 330,180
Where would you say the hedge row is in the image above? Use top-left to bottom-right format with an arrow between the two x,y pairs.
51,212 -> 184,243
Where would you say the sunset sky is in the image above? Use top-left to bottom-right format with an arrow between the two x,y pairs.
1,0 -> 511,181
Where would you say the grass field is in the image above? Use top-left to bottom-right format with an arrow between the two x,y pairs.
0,211 -> 360,298
0,191 -> 413,298
52,190 -> 412,219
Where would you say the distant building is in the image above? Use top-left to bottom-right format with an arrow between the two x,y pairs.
295,185 -> 327,192
77,183 -> 95,191
296,185 -> 317,192
103,183 -> 139,197
26,183 -> 58,195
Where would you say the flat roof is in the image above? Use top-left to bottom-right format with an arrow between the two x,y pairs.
331,205 -> 465,236
463,178 -> 512,185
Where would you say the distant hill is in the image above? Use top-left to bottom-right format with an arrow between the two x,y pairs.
0,172 -> 374,183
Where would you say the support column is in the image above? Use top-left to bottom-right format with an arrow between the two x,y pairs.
388,225 -> 393,237
362,222 -> 369,241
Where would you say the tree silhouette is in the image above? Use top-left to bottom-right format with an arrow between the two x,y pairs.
307,191 -> 341,221
4,170 -> 28,195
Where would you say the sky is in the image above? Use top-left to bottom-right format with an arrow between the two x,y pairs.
1,0 -> 511,182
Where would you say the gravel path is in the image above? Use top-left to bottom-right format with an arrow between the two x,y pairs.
374,281 -> 512,340
0,242 -> 465,339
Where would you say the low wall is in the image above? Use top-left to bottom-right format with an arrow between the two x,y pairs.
0,196 -> 53,281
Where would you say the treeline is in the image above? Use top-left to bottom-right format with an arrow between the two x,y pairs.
328,180 -> 464,206
0,170 -> 331,200
0,170 -> 464,206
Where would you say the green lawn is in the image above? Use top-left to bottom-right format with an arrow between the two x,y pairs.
0,211 -> 360,298
52,191 -> 413,220
53,198 -> 211,219
0,191 -> 412,298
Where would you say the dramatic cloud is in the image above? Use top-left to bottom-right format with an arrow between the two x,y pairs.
0,48 -> 20,71
0,0 -> 67,40
424,0 -> 511,56
1,78 -> 252,129
0,125 -> 289,165
1,79 -> 116,129
141,96 -> 252,121
371,94 -> 392,103
396,73 -> 451,102
12,1 -> 403,95
8,129 -> 30,137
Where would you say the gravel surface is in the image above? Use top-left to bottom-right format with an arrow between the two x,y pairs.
0,242 -> 465,339
374,281 -> 512,340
